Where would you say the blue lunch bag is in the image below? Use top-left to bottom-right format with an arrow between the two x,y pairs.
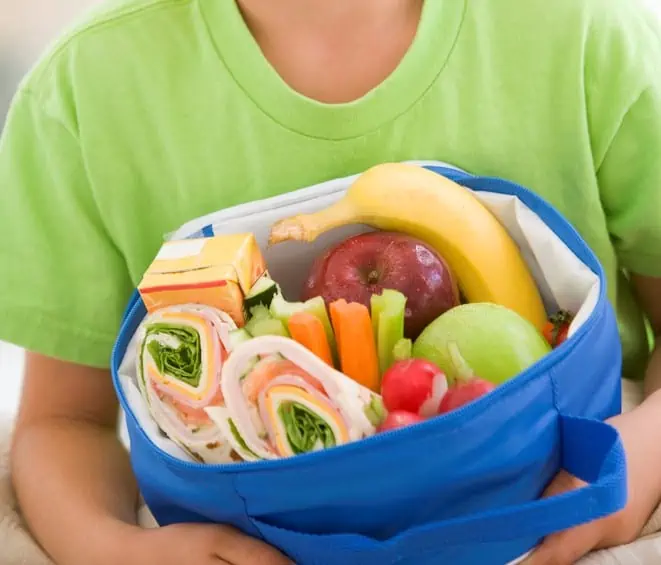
111,164 -> 626,565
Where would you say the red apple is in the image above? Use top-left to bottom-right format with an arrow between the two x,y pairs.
302,231 -> 459,338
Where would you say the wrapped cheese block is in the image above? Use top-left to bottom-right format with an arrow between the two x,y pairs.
138,233 -> 267,327
136,304 -> 237,463
205,335 -> 383,461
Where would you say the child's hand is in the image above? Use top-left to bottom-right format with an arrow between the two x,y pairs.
523,393 -> 661,565
129,522 -> 293,564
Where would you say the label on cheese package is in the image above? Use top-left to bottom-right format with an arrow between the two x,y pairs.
138,233 -> 267,327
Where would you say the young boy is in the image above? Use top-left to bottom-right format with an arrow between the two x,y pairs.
1,0 -> 661,563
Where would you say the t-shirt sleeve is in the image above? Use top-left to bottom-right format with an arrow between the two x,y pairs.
0,88 -> 132,367
597,86 -> 661,276
587,0 -> 661,277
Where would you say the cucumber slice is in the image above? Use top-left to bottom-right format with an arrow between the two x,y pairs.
248,304 -> 272,322
270,294 -> 336,355
244,304 -> 290,337
228,329 -> 252,349
245,317 -> 290,338
245,275 -> 279,310
269,293 -> 303,321
364,396 -> 386,427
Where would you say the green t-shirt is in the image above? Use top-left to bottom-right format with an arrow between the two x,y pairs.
1,0 -> 660,377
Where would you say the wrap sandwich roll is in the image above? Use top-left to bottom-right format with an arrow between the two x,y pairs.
205,335 -> 384,461
136,304 -> 238,463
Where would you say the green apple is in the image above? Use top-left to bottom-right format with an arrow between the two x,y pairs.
412,303 -> 552,385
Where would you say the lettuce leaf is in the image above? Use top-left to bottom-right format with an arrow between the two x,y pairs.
145,324 -> 202,387
278,402 -> 336,454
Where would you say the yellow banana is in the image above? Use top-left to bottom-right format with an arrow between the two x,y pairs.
269,163 -> 547,331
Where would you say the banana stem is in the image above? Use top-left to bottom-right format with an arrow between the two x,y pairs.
269,200 -> 357,245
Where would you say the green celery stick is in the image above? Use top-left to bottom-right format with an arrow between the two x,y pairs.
370,289 -> 407,374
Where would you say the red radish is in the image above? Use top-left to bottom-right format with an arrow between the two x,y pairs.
438,342 -> 496,414
377,410 -> 425,432
380,359 -> 448,418
438,380 -> 495,413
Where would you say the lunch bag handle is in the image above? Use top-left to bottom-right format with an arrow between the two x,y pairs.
251,415 -> 626,563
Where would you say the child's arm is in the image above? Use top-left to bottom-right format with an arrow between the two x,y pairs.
12,353 -> 292,565
11,354 -> 140,565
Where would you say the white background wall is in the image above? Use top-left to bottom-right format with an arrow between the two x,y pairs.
1,0 -> 102,122
0,344 -> 23,416
1,1 -> 660,416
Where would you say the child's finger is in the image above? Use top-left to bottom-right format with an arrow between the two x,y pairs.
521,524 -> 601,565
209,524 -> 293,565
521,470 -> 598,565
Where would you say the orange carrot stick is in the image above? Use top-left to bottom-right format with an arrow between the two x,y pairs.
288,311 -> 334,366
329,299 -> 380,392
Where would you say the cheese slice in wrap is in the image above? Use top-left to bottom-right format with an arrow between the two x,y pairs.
136,304 -> 238,463
205,335 -> 383,461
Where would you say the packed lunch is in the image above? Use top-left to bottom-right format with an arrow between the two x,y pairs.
129,163 -> 576,464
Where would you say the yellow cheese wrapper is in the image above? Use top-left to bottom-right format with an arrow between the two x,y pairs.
138,233 -> 267,326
